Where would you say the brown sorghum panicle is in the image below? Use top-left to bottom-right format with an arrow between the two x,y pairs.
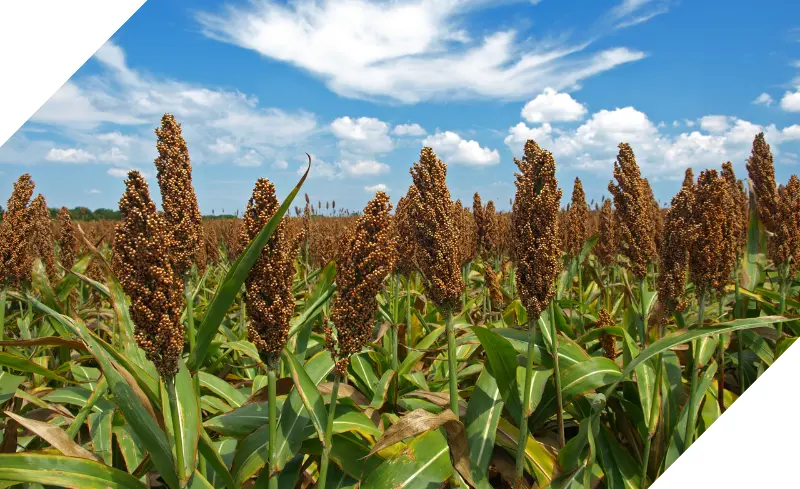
57,207 -> 76,272
241,178 -> 298,364
644,178 -> 664,254
0,174 -> 35,286
453,200 -> 477,267
408,147 -> 465,312
482,201 -> 498,259
682,168 -> 694,190
392,192 -> 417,276
689,170 -> 739,299
154,113 -> 206,278
746,133 -> 779,232
567,177 -> 589,257
657,184 -> 695,313
770,175 -> 800,275
511,140 -> 562,320
595,309 -> 616,360
113,171 -> 185,377
328,192 -> 395,374
484,264 -> 504,310
721,162 -> 748,253
473,192 -> 484,252
29,194 -> 56,278
608,143 -> 657,278
594,199 -> 617,266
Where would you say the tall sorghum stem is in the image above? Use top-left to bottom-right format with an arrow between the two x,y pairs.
446,310 -> 459,417
734,277 -> 745,392
640,357 -> 662,489
639,279 -> 648,348
318,374 -> 340,488
576,257 -> 584,334
185,281 -> 195,352
550,301 -> 565,447
267,368 -> 278,489
166,376 -> 187,487
777,264 -> 788,339
684,293 -> 705,452
0,283 -> 5,352
406,277 -> 413,349
67,376 -> 108,440
514,317 -> 538,487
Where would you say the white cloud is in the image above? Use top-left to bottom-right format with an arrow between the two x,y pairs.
504,122 -> 555,150
780,90 -> 800,112
108,167 -> 151,179
753,92 -> 774,107
392,123 -> 427,137
196,0 -> 646,103
698,115 -> 732,134
235,149 -> 263,167
209,139 -> 237,154
330,116 -> 393,154
521,88 -> 587,123
364,183 -> 389,193
424,131 -> 500,166
684,119 -> 696,127
339,159 -> 390,176
45,148 -> 96,163
97,131 -> 134,146
99,147 -> 128,163
88,189 -> 101,194
272,159 -> 289,170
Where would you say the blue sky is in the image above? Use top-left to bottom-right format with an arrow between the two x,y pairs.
1,0 -> 799,214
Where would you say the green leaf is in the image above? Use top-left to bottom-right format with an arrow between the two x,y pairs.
204,402 -> 281,438
0,454 -> 148,489
465,369 -> 504,477
397,326 -> 445,377
471,326 -> 523,421
198,372 -> 248,409
0,352 -> 73,384
198,430 -> 235,489
168,361 -> 202,483
368,370 -> 395,410
282,349 -> 328,445
361,429 -> 453,489
516,366 -> 553,417
189,163 -> 310,371
0,372 -> 24,405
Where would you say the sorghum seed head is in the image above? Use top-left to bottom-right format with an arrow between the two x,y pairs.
770,175 -> 800,274
510,140 -> 562,320
721,162 -> 748,254
328,192 -> 395,374
594,199 -> 617,266
408,147 -> 465,312
30,194 -> 56,278
392,191 -> 418,276
112,171 -> 185,378
566,177 -> 589,257
657,183 -> 695,313
608,143 -> 657,278
682,168 -> 694,190
241,178 -> 299,364
57,207 -> 76,272
452,199 -> 478,267
154,113 -> 206,278
746,133 -> 779,233
0,174 -> 36,285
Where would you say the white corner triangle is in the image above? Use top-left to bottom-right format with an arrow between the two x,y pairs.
0,0 -> 147,148
652,338 -> 799,488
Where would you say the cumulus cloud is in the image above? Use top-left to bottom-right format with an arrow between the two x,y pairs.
698,115 -> 732,134
88,189 -> 101,194
753,92 -> 774,107
330,116 -> 393,154
365,183 -> 389,193
45,148 -> 96,163
392,123 -> 427,136
108,167 -> 151,179
235,149 -> 263,167
272,159 -> 289,170
209,139 -> 237,154
423,131 -> 500,166
196,0 -> 646,103
781,90 -> 800,112
521,88 -> 587,123
339,159 -> 390,177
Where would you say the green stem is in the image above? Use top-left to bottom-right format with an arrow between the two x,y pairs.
577,257 -> 584,334
639,278 -> 648,348
734,278 -> 745,393
66,376 -> 108,440
392,322 -> 399,409
185,282 -> 195,353
777,264 -> 788,339
640,357 -> 663,488
318,374 -> 340,488
684,293 -> 705,453
0,284 -> 6,353
514,317 -> 538,488
166,376 -> 187,488
550,301 -> 565,448
718,301 -> 725,413
267,368 -> 278,489
406,277 -> 413,349
446,310 -> 459,418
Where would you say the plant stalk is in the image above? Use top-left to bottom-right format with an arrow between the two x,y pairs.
550,301 -> 565,448
576,257 -> 584,334
639,278 -> 648,348
67,376 -> 108,440
640,357 -> 663,488
777,264 -> 788,339
166,375 -> 187,488
734,278 -> 745,393
0,283 -> 5,352
514,317 -> 538,488
185,281 -> 195,352
446,310 -> 459,418
318,374 -> 340,488
684,293 -> 705,452
267,367 -> 278,489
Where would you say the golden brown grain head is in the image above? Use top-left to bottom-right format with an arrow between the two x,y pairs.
594,199 -> 617,266
452,199 -> 478,267
746,132 -> 779,232
57,207 -> 76,272
29,194 -> 56,278
484,264 -> 504,310
682,168 -> 694,190
240,178 -> 299,365
328,191 -> 395,374
510,140 -> 562,320
595,309 -> 617,360
0,174 -> 36,286
112,171 -> 185,377
566,177 -> 589,257
392,191 -> 418,276
408,147 -> 465,312
608,143 -> 657,278
154,113 -> 206,278
770,174 -> 800,274
657,184 -> 695,313
689,169 -> 739,299
721,161 -> 749,253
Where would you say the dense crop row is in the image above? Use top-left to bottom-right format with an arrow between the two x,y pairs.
0,114 -> 796,489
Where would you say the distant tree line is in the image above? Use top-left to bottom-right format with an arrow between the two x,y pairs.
0,205 -> 237,223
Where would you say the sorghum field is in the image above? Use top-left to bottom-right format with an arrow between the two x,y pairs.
0,115 -> 796,489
